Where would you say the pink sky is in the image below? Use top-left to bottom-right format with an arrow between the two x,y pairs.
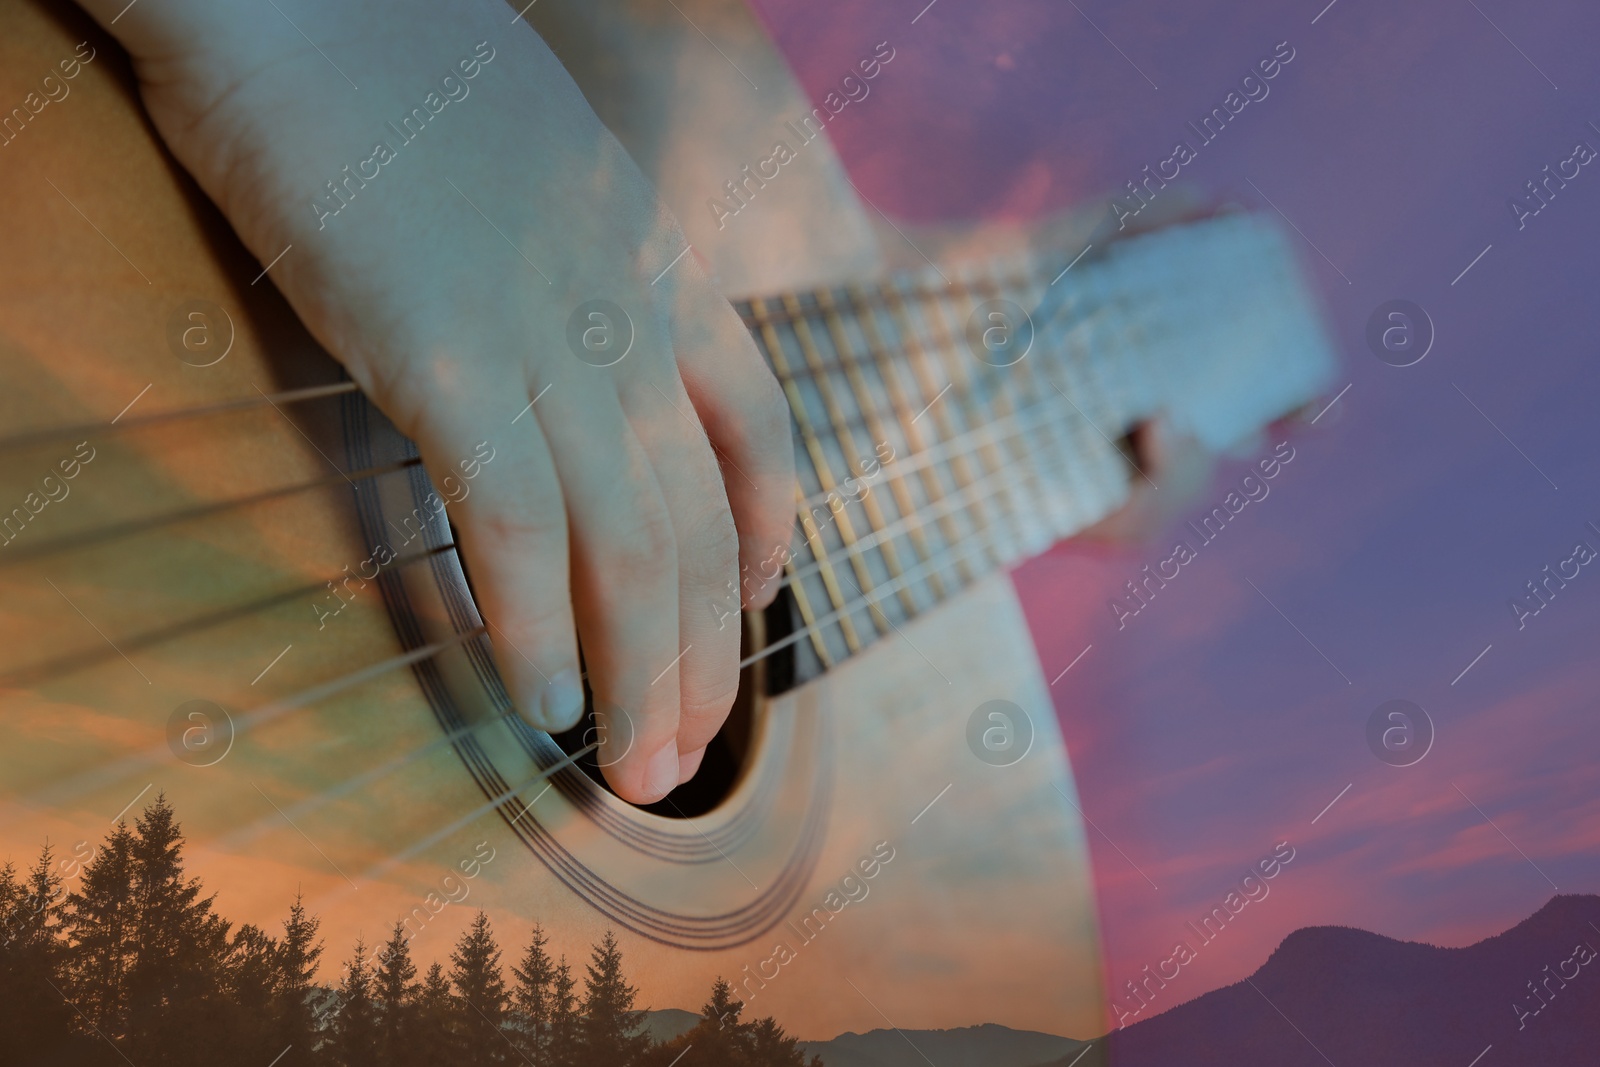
758,0 -> 1600,1030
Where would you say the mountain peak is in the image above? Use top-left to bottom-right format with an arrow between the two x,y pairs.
801,1022 -> 1085,1067
1098,893 -> 1600,1067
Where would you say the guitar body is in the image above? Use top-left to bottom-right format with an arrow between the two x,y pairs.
0,0 -> 1109,1048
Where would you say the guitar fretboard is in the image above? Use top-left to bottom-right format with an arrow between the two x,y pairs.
735,212 -> 1335,681
0,213 -> 1331,720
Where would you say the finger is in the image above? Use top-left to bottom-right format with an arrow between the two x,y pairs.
621,373 -> 743,768
677,745 -> 708,786
396,377 -> 583,733
1078,414 -> 1214,545
669,281 -> 797,610
537,382 -> 684,805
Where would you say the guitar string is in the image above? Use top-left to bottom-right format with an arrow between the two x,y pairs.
352,739 -> 601,886
0,456 -> 423,569
21,394 -> 1094,827
35,254 -> 1235,864
0,380 -> 361,455
196,365 -> 1090,887
18,374 -> 1112,821
25,441 -> 1117,887
168,466 -> 1045,887
16,243 -> 1205,853
9,286 -> 1139,809
0,290 -> 1095,580
12,303 -> 1128,829
14,270 -> 1119,809
8,365 -> 1108,694
43,436 -> 1101,900
782,299 -> 1119,511
733,268 -> 1045,328
0,266 -> 1072,458
43,469 -> 1044,853
8,345 -> 1124,705
0,280 -> 1114,588
743,399 -> 1109,669
774,390 -> 1107,595
229,466 -> 1045,867
0,343 -> 1007,570
24,626 -> 488,812
31,226 -> 1303,863
236,255 -> 1247,863
0,543 -> 454,689
0,270 -> 1109,595
213,703 -> 593,855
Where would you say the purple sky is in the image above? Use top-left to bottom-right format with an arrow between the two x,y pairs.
758,0 -> 1600,1027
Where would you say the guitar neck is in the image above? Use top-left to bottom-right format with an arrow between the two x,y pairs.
736,211 -> 1336,682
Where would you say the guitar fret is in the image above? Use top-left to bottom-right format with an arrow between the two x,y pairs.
1078,271 -> 1131,445
815,289 -> 948,608
999,266 -> 1097,540
795,396 -> 1070,514
733,213 -> 1337,685
781,294 -> 899,637
740,299 -> 838,670
748,297 -> 865,659
844,284 -> 980,588
752,370 -> 1065,663
907,274 -> 1032,561
875,284 -> 1005,575
997,266 -> 1104,542
780,544 -> 834,671
782,424 -> 1054,580
736,282 -> 1001,329
1082,269 -> 1153,511
790,295 -> 930,624
1047,295 -> 1133,523
931,269 -> 1057,555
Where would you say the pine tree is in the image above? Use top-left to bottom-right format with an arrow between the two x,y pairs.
224,923 -> 282,1054
510,923 -> 555,1060
0,861 -> 16,946
0,847 -> 77,1060
579,930 -> 647,1066
700,977 -> 747,1061
413,961 -> 458,1064
374,921 -> 418,1066
122,794 -> 234,1060
547,955 -> 579,1067
744,1016 -> 822,1067
449,911 -> 509,1063
273,890 -> 325,1064
643,976 -> 745,1067
63,821 -> 136,1038
330,937 -> 378,1067
648,977 -> 822,1067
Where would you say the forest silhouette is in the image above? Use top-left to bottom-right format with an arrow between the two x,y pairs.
0,795 -> 820,1067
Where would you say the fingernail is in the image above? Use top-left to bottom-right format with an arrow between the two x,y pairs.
536,669 -> 585,732
641,743 -> 680,802
677,745 -> 708,785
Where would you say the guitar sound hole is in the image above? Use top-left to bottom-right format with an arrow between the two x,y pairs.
548,649 -> 759,819
450,522 -> 780,817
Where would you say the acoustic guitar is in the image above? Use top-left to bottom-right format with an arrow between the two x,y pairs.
0,0 -> 1334,1051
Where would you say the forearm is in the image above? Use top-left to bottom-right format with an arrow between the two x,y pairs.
67,0 -> 604,296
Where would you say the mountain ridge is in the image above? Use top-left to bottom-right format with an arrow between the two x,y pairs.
640,895 -> 1600,1067
1032,892 -> 1600,1067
